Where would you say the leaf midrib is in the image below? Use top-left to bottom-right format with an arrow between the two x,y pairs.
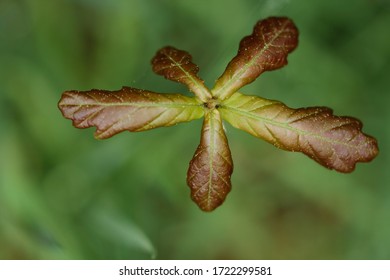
207,111 -> 215,210
62,102 -> 203,108
221,105 -> 359,148
216,21 -> 289,100
165,52 -> 211,101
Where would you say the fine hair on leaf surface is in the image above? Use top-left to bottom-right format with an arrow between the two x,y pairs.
58,17 -> 379,212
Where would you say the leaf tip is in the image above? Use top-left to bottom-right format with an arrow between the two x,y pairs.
213,16 -> 299,99
151,46 -> 212,101
186,110 -> 233,212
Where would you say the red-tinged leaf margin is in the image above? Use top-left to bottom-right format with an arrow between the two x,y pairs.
152,46 -> 212,102
58,87 -> 204,139
187,109 -> 233,211
212,17 -> 298,100
220,92 -> 378,172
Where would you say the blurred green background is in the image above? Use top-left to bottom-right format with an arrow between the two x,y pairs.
0,0 -> 389,259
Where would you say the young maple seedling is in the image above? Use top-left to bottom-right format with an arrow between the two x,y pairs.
59,17 -> 378,212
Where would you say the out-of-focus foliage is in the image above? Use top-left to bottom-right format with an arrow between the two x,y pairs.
0,0 -> 389,259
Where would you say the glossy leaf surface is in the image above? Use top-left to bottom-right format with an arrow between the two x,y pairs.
220,92 -> 378,172
152,46 -> 212,102
58,87 -> 203,139
58,16 -> 379,212
213,17 -> 298,100
187,110 -> 233,211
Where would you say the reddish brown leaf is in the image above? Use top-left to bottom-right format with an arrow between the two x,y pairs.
187,109 -> 233,211
213,17 -> 298,100
152,46 -> 212,102
58,16 -> 379,213
220,92 -> 378,172
58,87 -> 204,139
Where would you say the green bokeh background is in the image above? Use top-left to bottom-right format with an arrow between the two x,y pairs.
0,0 -> 389,259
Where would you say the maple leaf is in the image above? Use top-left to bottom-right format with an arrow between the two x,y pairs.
59,17 -> 378,212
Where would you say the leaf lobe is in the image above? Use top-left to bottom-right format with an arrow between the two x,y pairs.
187,109 -> 233,211
220,92 -> 378,172
152,46 -> 212,102
213,17 -> 299,99
58,87 -> 204,139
